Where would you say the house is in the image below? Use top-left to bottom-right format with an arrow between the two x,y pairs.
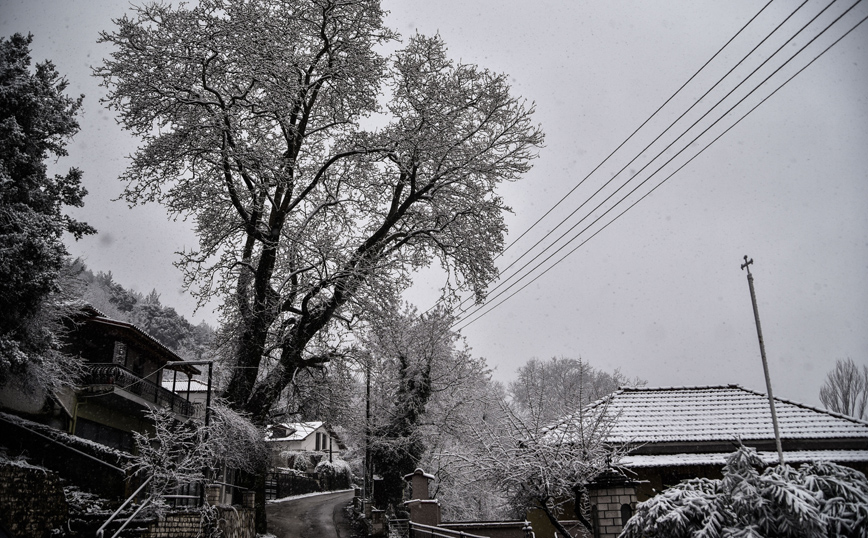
61,306 -> 202,452
0,306 -> 205,502
265,421 -> 344,468
161,377 -> 210,418
0,306 -> 201,453
546,385 -> 868,538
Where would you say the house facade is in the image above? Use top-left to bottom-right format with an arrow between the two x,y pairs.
265,421 -> 344,468
546,385 -> 868,538
63,307 -> 201,452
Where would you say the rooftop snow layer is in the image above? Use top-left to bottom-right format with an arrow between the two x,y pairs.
578,385 -> 868,444
621,449 -> 868,468
265,421 -> 323,442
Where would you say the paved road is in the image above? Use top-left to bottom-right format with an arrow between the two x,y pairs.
266,490 -> 355,538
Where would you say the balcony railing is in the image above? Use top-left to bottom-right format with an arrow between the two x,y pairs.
83,363 -> 195,417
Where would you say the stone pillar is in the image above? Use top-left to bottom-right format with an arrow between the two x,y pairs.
586,469 -> 638,538
403,468 -> 435,500
403,468 -> 441,527
206,484 -> 222,505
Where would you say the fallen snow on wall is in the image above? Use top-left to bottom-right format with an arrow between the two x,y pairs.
266,488 -> 354,504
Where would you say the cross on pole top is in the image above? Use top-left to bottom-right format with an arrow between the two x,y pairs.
741,255 -> 754,274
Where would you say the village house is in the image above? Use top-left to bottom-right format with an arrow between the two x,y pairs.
62,306 -> 201,451
0,306 -> 201,453
540,384 -> 868,538
264,421 -> 344,468
0,306 -> 212,505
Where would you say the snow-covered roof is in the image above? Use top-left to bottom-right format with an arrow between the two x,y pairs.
265,421 -> 324,442
621,449 -> 868,468
580,385 -> 868,444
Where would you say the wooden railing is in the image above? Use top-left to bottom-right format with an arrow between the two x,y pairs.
83,363 -> 195,416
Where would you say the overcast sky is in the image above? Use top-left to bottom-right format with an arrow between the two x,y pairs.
2,0 -> 866,408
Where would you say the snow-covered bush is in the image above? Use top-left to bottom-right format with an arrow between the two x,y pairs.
280,451 -> 313,473
315,458 -> 352,491
621,445 -> 868,538
128,400 -> 267,512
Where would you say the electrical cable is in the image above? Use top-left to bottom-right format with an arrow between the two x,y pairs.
454,2 -> 867,330
455,0 -> 848,325
478,0 -> 810,304
425,0 -> 778,317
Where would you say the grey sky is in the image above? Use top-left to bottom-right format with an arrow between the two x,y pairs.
2,0 -> 866,407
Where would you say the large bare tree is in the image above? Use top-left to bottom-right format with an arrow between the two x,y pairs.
96,0 -> 543,422
819,358 -> 868,420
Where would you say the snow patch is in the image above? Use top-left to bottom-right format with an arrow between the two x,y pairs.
266,488 -> 354,504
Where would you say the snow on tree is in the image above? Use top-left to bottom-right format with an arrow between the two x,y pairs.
819,358 -> 868,420
314,458 -> 352,490
0,33 -> 95,395
128,401 -> 267,511
95,0 -> 544,427
450,384 -> 628,536
621,445 -> 868,538
358,303 -> 490,511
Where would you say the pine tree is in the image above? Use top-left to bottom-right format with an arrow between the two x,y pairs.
0,33 -> 95,389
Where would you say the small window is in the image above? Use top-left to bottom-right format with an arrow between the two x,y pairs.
113,341 -> 127,364
621,503 -> 633,525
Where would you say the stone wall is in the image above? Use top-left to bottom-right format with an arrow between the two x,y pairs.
0,462 -> 69,538
589,486 -> 637,538
145,506 -> 255,538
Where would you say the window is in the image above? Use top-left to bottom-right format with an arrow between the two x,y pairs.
112,340 -> 127,365
620,503 -> 633,526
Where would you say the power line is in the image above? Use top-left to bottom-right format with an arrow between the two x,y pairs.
455,0 -> 842,324
425,0 -> 777,318
455,4 -> 868,330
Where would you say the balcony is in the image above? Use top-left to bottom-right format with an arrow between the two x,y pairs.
82,363 -> 196,417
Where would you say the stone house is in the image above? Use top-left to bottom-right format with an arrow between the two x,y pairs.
541,384 -> 868,538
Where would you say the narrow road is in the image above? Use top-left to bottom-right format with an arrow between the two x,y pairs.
266,490 -> 355,538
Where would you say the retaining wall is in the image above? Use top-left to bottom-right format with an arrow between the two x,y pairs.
0,462 -> 69,538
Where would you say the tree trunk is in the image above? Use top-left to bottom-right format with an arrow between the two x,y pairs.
254,463 -> 267,534
540,497 -> 591,538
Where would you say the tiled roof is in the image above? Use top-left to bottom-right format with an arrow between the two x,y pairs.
265,421 -> 324,442
621,449 -> 868,468
581,385 -> 868,444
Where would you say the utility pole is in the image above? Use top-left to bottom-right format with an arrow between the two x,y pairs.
365,357 -> 371,500
741,256 -> 784,465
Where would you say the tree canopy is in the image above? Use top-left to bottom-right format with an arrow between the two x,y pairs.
96,0 -> 544,422
509,356 -> 645,424
0,33 -> 94,390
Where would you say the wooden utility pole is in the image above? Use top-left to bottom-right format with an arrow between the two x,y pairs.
741,256 -> 784,464
365,357 -> 371,500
